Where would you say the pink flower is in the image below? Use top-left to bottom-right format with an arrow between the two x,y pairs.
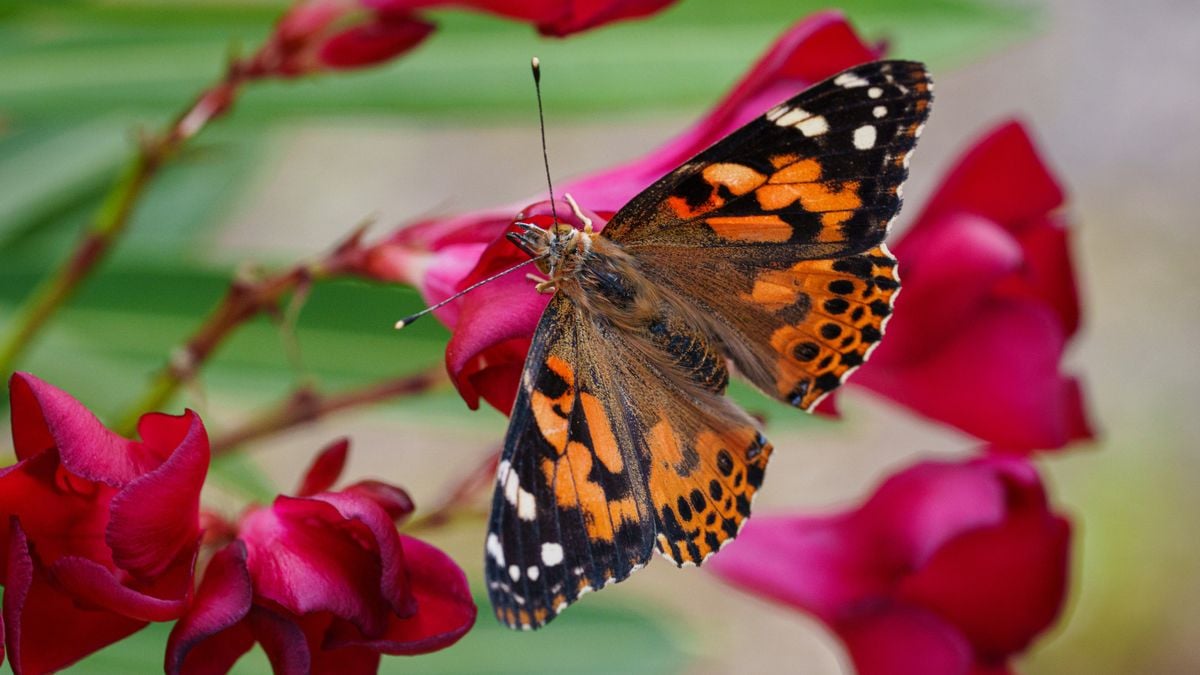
708,455 -> 1071,675
166,439 -> 475,675
361,11 -> 884,412
0,373 -> 209,673
841,121 -> 1092,450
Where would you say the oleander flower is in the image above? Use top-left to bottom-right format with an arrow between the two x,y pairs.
165,439 -> 475,675
0,373 -> 209,674
839,120 -> 1092,450
708,455 -> 1072,675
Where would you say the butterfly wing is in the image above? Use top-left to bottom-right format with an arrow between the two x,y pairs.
486,294 -> 772,630
601,60 -> 931,409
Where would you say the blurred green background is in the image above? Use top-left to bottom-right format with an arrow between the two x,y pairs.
2,0 -> 1198,672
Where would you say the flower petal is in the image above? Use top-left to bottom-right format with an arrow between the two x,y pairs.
839,604 -> 975,675
296,438 -> 350,497
318,14 -> 435,70
341,480 -> 416,523
326,535 -> 475,655
166,542 -> 255,675
4,518 -> 146,674
107,410 -> 209,579
854,303 -> 1091,449
240,496 -> 395,637
8,372 -> 137,483
898,468 -> 1071,660
50,555 -> 188,621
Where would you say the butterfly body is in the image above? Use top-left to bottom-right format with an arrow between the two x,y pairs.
486,60 -> 933,630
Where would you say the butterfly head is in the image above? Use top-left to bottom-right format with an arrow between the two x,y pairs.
508,220 -> 592,282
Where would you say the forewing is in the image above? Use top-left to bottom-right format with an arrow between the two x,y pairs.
601,60 -> 929,409
602,60 -> 931,256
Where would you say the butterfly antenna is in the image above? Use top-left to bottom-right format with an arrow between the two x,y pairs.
531,57 -> 561,227
394,255 -> 546,330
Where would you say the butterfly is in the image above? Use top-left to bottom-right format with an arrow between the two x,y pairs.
485,60 -> 932,629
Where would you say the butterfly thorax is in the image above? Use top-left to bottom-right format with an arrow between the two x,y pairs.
511,221 -> 731,395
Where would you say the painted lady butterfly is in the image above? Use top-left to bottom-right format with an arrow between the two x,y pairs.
486,60 -> 932,629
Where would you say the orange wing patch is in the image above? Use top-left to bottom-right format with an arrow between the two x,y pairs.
646,418 -> 772,566
760,245 -> 900,409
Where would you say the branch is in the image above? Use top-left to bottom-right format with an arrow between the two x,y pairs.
210,368 -> 445,456
0,65 -> 254,375
114,226 -> 370,435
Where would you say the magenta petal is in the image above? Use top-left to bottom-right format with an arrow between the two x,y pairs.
316,491 -> 415,618
855,303 -> 1087,449
167,543 -> 255,675
912,121 -> 1064,238
709,515 -> 886,621
5,518 -> 146,674
248,606 -> 311,675
296,438 -> 350,497
341,481 -> 416,523
7,373 -> 134,483
241,497 -> 393,636
108,410 -> 209,578
328,535 -> 475,655
318,15 -> 434,70
839,604 -> 975,675
50,556 -> 187,621
899,510 -> 1071,660
3,517 -> 33,673
879,214 -> 1024,363
853,461 -> 1008,568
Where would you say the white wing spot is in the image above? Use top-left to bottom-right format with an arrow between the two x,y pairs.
542,542 -> 565,566
774,107 -> 810,127
508,564 -> 521,581
765,104 -> 788,122
486,533 -> 505,566
868,86 -> 883,99
834,72 -> 869,88
516,487 -> 537,521
873,106 -> 887,118
797,115 -> 829,137
853,125 -> 877,150
527,566 -> 540,581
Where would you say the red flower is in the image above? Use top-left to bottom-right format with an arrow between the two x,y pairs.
250,0 -> 435,76
0,373 -> 209,674
360,11 -> 883,412
251,0 -> 678,77
708,455 -> 1071,675
166,440 -> 475,675
840,121 -> 1092,450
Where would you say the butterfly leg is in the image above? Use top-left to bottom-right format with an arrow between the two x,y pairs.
526,273 -> 557,293
563,193 -> 593,234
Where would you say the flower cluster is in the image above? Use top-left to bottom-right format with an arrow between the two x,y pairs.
360,10 -> 1094,672
0,378 -> 473,674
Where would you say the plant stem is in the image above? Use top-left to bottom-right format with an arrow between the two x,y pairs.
0,70 -> 249,377
210,368 -> 444,456
114,227 -> 370,435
